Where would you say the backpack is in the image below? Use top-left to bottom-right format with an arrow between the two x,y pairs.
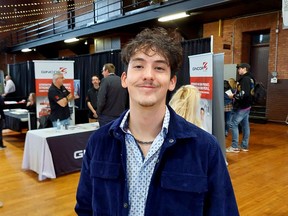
252,82 -> 267,106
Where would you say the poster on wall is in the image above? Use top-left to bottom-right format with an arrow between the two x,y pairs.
188,53 -> 213,134
33,60 -> 75,125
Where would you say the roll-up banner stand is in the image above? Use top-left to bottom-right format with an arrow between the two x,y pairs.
189,53 -> 226,158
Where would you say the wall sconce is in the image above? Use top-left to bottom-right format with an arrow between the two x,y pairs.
270,71 -> 278,84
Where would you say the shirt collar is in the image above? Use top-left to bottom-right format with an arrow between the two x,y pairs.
120,106 -> 170,135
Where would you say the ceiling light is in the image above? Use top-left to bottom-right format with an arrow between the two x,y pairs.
158,12 -> 190,22
64,38 -> 79,43
21,48 -> 32,52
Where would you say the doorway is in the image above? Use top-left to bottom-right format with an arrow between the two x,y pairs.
250,31 -> 270,89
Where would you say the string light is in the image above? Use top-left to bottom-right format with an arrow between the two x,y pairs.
0,0 -> 74,8
0,1 -> 93,33
0,1 -> 92,18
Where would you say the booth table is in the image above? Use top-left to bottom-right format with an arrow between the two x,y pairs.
4,109 -> 28,132
22,122 -> 99,181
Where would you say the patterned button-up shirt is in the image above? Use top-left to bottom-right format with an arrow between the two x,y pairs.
120,107 -> 170,216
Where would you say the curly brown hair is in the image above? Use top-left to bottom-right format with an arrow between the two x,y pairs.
121,27 -> 183,77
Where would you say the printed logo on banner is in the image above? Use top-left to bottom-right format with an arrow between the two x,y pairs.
192,61 -> 209,71
59,67 -> 68,74
74,149 -> 86,159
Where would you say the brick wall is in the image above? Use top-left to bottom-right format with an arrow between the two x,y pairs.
203,12 -> 288,122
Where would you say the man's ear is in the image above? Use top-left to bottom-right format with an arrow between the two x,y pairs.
168,75 -> 177,91
121,72 -> 128,88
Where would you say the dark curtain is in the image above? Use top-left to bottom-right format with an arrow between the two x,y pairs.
7,38 -> 210,107
65,49 -> 122,109
9,61 -> 35,99
166,37 -> 211,102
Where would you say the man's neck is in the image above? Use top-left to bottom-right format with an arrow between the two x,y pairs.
128,105 -> 166,141
54,82 -> 61,89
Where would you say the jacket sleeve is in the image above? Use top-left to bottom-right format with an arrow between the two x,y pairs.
204,140 -> 239,216
97,79 -> 108,114
75,138 -> 94,215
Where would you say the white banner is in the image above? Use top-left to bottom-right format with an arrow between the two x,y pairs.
283,0 -> 288,28
189,53 -> 213,133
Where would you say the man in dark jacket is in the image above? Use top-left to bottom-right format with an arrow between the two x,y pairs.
226,63 -> 255,153
75,27 -> 239,215
97,63 -> 127,127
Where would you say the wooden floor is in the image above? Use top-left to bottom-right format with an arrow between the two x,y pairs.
0,122 -> 287,215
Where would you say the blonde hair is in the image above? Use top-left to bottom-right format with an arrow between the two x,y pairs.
228,78 -> 236,90
169,85 -> 202,127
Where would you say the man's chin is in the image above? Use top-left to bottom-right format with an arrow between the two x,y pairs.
138,101 -> 155,107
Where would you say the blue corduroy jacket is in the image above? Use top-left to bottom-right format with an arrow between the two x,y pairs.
75,106 -> 239,216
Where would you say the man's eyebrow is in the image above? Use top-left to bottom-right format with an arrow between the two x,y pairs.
130,58 -> 168,65
130,57 -> 145,62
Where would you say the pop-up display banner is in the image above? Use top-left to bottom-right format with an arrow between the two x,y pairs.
188,53 -> 213,134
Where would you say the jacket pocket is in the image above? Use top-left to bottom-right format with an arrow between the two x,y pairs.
161,171 -> 208,193
90,161 -> 121,179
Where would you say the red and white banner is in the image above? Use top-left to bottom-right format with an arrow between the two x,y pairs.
33,60 -> 75,124
189,53 -> 213,133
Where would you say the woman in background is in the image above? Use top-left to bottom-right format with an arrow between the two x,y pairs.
224,78 -> 236,136
169,84 -> 202,128
26,92 -> 36,113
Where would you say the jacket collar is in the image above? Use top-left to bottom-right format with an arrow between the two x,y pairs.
107,106 -> 199,142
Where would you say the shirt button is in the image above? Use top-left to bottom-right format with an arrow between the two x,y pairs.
123,203 -> 129,208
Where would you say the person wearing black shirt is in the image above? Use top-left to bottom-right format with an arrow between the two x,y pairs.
48,72 -> 74,127
86,75 -> 100,122
226,63 -> 255,153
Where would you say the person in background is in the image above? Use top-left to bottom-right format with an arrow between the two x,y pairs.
86,75 -> 100,123
169,84 -> 202,128
2,75 -> 16,97
26,92 -> 36,113
48,72 -> 73,127
224,78 -> 236,136
75,27 -> 239,215
226,63 -> 255,153
97,63 -> 127,127
0,95 -> 6,150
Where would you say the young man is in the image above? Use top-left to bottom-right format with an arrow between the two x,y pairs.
48,71 -> 73,127
75,27 -> 239,215
86,75 -> 100,122
226,63 -> 255,153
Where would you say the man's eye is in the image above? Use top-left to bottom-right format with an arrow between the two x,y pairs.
134,65 -> 143,69
155,67 -> 165,71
